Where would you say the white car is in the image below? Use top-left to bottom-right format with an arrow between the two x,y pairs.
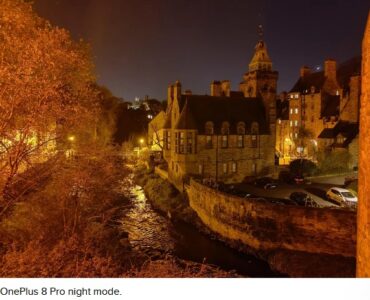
326,187 -> 358,207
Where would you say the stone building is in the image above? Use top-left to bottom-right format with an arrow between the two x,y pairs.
276,56 -> 361,164
150,38 -> 278,190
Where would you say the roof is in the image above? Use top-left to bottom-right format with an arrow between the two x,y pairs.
276,99 -> 289,120
290,56 -> 361,93
318,121 -> 359,147
174,94 -> 269,134
321,94 -> 340,117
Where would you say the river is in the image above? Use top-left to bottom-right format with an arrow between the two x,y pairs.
119,175 -> 282,277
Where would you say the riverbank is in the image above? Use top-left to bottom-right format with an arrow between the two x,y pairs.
134,165 -> 355,277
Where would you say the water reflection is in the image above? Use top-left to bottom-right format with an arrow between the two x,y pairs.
119,174 -> 282,277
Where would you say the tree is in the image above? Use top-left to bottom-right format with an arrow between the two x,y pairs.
294,127 -> 315,157
0,0 -> 98,204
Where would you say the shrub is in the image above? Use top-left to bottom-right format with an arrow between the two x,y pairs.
289,159 -> 318,177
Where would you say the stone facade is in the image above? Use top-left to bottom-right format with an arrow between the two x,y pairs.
357,12 -> 370,278
151,39 -> 278,191
276,57 -> 361,163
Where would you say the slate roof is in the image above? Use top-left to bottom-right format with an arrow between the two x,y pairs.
174,94 -> 269,134
290,56 -> 361,93
318,121 -> 359,147
321,94 -> 340,117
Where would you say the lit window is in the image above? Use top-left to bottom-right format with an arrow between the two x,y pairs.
237,135 -> 244,148
187,132 -> 193,153
290,94 -> 294,99
179,132 -> 185,153
295,108 -> 299,114
231,162 -> 237,173
295,94 -> 299,99
295,133 -> 298,139
290,121 -> 293,127
278,119 -> 281,124
290,108 -> 293,114
198,164 -> 203,175
294,120 -> 298,127
165,131 -> 171,150
223,163 -> 228,174
222,135 -> 228,148
336,90 -> 339,96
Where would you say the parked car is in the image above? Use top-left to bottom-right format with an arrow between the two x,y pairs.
293,174 -> 305,185
326,187 -> 358,207
254,177 -> 278,189
289,192 -> 317,207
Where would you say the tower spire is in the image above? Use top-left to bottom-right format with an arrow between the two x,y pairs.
258,24 -> 264,40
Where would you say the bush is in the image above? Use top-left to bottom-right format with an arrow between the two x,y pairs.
317,150 -> 351,174
289,159 -> 318,177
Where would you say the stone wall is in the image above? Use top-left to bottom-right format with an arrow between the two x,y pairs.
357,12 -> 370,277
188,179 -> 356,258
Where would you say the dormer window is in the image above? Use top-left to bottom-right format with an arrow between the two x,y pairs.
237,122 -> 246,135
205,121 -> 214,135
221,122 -> 230,135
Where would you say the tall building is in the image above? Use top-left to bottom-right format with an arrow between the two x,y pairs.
276,57 -> 361,166
149,37 -> 278,190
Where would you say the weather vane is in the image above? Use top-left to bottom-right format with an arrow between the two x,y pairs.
258,24 -> 264,40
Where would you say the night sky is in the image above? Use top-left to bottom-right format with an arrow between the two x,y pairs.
34,0 -> 369,101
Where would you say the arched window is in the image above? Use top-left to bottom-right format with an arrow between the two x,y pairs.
205,121 -> 214,135
221,122 -> 230,135
237,122 -> 246,135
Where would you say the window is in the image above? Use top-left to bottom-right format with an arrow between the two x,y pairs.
187,132 -> 193,153
290,94 -> 294,99
237,135 -> 244,148
231,162 -> 237,173
175,133 -> 179,153
198,164 -> 203,175
221,122 -> 230,135
222,135 -> 228,148
222,163 -> 228,174
295,94 -> 299,99
290,121 -> 293,127
205,121 -> 214,135
206,135 -> 213,149
290,108 -> 293,115
252,163 -> 257,174
165,131 -> 171,150
179,132 -> 185,153
251,135 -> 257,148
175,164 -> 179,173
251,122 -> 259,148
237,122 -> 246,135
295,133 -> 298,139
295,108 -> 299,114
294,120 -> 298,127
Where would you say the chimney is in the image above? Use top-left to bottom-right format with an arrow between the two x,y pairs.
211,81 -> 221,96
300,66 -> 311,77
324,59 -> 337,80
167,84 -> 174,110
221,80 -> 231,97
173,80 -> 182,100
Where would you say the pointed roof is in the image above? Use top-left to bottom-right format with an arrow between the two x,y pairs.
249,40 -> 273,72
